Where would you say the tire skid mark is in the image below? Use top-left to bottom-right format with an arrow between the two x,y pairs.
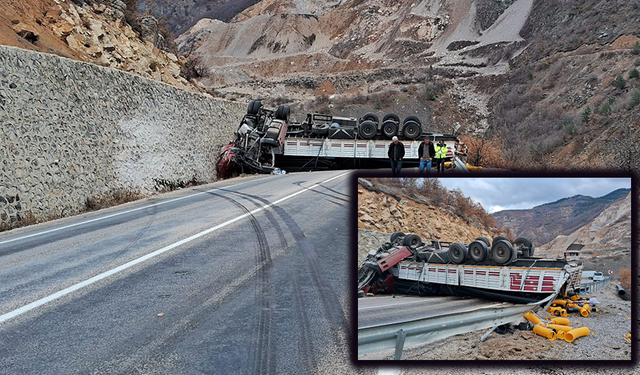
222,189 -> 316,373
220,185 -> 351,351
200,191 -> 275,375
89,192 -> 277,375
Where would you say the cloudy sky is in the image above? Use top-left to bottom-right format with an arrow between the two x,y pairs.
436,178 -> 631,213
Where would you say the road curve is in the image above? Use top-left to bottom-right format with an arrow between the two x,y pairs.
0,171 -> 364,375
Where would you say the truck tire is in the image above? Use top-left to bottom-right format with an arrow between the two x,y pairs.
247,100 -> 262,115
402,121 -> 421,140
514,237 -> 534,258
449,242 -> 468,264
492,235 -> 510,247
358,120 -> 377,139
468,240 -> 488,262
390,231 -> 405,243
275,105 -> 290,122
403,115 -> 422,126
492,240 -> 516,265
383,113 -> 400,123
311,123 -> 330,136
362,112 -> 379,125
381,120 -> 399,138
475,236 -> 490,247
402,234 -> 422,249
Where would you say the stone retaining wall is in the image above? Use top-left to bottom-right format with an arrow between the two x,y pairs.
0,45 -> 245,230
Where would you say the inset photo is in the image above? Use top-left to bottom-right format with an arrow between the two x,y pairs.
356,177 -> 633,361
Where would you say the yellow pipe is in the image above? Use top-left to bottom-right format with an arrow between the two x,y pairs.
524,312 -> 542,325
565,327 -> 590,342
550,317 -> 570,326
580,304 -> 591,317
547,324 -> 573,334
553,299 -> 568,306
547,306 -> 568,317
533,324 -> 557,341
570,295 -> 580,301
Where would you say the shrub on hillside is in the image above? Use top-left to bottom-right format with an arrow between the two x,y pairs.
618,267 -> 631,289
629,68 -> 640,80
613,75 -> 627,89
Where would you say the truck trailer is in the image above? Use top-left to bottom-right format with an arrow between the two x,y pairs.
217,101 -> 467,177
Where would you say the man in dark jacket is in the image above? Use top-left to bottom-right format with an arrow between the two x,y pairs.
418,137 -> 435,174
388,136 -> 405,176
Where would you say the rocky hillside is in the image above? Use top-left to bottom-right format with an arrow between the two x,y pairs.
137,0 -> 260,36
536,192 -> 632,257
171,0 -> 639,171
357,178 -> 497,244
492,188 -> 630,247
1,0 -> 195,90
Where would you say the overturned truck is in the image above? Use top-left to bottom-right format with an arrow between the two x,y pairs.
217,101 -> 466,177
358,233 -> 583,304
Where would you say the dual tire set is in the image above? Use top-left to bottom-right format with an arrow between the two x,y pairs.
247,100 -> 290,122
359,112 -> 422,140
450,236 -> 535,265
390,233 -> 535,266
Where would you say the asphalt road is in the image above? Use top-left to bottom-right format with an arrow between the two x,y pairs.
0,171 -> 365,375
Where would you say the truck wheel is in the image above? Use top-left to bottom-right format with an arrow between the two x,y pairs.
514,237 -> 534,257
469,240 -> 488,262
449,242 -> 468,264
492,235 -> 510,247
362,112 -> 379,125
381,120 -> 398,138
275,105 -> 290,122
311,123 -> 329,136
247,100 -> 262,115
402,234 -> 422,249
403,115 -> 421,126
390,231 -> 405,243
358,120 -> 377,139
402,121 -> 421,140
492,240 -> 516,265
475,236 -> 490,247
383,113 -> 400,123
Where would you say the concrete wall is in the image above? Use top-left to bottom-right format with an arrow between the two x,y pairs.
0,45 -> 245,229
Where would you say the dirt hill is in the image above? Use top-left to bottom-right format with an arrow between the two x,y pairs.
536,191 -> 632,258
172,0 -> 639,170
357,178 -> 498,246
1,0 -> 196,91
491,188 -> 630,247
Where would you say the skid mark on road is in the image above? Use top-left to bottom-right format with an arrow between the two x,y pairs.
0,173 -> 348,325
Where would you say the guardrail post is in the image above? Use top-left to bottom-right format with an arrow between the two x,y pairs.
394,329 -> 406,360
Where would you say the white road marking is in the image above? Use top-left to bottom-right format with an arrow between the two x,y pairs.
378,369 -> 402,375
0,178 -> 267,246
0,172 -> 349,324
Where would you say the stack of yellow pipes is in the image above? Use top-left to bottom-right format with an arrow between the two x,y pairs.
524,311 -> 590,342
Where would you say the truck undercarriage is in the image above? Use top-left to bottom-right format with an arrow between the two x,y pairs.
358,233 -> 583,304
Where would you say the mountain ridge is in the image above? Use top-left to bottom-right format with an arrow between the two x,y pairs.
492,188 -> 630,247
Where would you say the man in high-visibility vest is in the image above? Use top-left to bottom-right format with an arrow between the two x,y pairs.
434,140 -> 447,173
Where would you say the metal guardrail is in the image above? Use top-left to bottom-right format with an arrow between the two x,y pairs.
579,277 -> 611,294
358,303 -> 534,358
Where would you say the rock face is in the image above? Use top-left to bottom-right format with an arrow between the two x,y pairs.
0,45 -> 245,230
536,192 -> 632,257
0,0 -> 193,91
357,182 -> 494,244
491,188 -> 631,247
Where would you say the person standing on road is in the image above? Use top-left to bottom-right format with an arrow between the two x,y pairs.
434,140 -> 447,173
388,136 -> 405,176
418,137 -> 435,174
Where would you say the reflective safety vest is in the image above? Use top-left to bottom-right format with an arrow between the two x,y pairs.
435,144 -> 448,158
